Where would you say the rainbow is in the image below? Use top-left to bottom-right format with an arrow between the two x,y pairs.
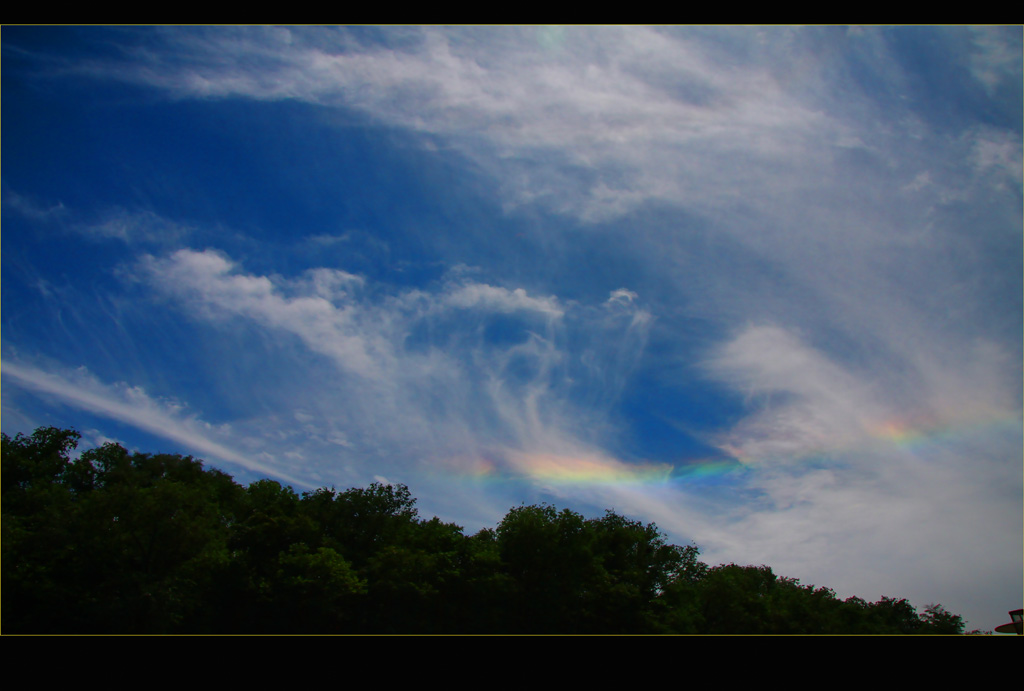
434,449 -> 742,487
429,410 -> 1021,487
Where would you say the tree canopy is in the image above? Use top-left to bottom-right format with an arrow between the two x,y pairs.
2,427 -> 965,634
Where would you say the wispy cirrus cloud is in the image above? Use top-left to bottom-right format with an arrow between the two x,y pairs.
60,28 -> 1020,365
133,247 -> 654,491
2,187 -> 68,222
66,26 -> 842,221
78,208 -> 194,246
687,322 -> 1022,616
5,26 -> 1019,629
1,359 -> 308,486
61,27 -> 1021,223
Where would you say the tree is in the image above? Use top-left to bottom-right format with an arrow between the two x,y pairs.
3,426 -> 968,634
2,429 -> 245,632
2,427 -> 81,512
918,603 -> 965,635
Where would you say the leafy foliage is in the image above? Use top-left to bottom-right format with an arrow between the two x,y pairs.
2,427 -> 966,634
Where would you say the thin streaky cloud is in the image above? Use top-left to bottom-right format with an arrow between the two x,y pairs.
3,26 -> 1020,630
2,360 -> 310,487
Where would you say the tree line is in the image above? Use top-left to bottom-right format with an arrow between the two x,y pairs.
2,426 -> 965,634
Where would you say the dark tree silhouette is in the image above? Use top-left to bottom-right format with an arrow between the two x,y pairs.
2,427 -> 965,634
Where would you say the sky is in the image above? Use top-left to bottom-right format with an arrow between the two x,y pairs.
3,26 -> 1021,631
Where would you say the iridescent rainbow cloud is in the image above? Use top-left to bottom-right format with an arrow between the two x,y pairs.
505,451 -> 673,485
719,408 -> 1022,467
437,449 -> 741,487
432,410 -> 1021,486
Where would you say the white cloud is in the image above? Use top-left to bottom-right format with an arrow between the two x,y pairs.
2,187 -> 67,222
704,324 -> 1020,471
79,208 -> 193,245
607,288 -> 638,305
967,26 -> 1023,95
134,248 -> 653,491
692,323 -> 1022,623
704,325 -> 880,463
1,359 -> 308,486
442,283 -> 564,319
140,248 -> 388,377
968,125 -> 1024,188
12,26 -> 1020,627
64,27 -> 853,222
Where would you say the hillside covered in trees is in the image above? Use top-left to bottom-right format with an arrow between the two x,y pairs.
2,427 -> 965,634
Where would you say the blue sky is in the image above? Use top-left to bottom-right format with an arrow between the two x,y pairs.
3,26 -> 1021,630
